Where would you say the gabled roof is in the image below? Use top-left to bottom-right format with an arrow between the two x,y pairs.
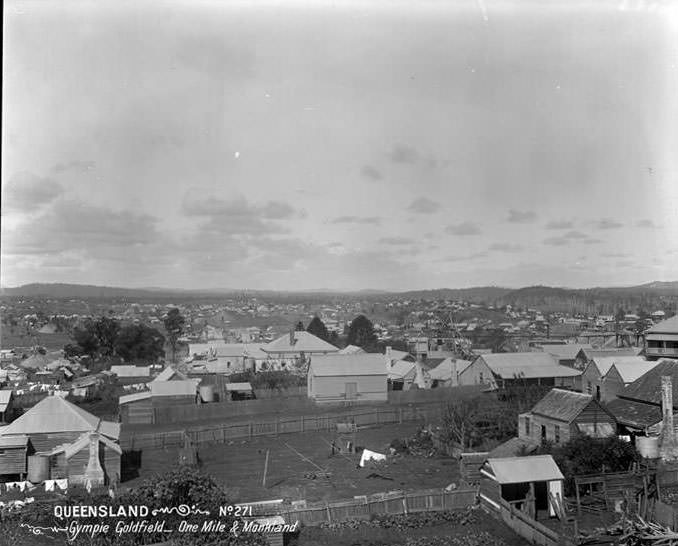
543,344 -> 592,360
386,349 -> 413,362
0,395 -> 100,436
0,390 -> 13,413
310,354 -> 388,377
388,360 -> 417,380
484,455 -> 564,484
608,359 -> 659,384
530,388 -> 595,422
620,359 -> 678,406
110,365 -> 151,377
487,437 -> 538,459
52,432 -> 122,459
150,380 -> 197,397
479,353 -> 581,379
646,315 -> 678,335
579,347 -> 643,361
338,345 -> 366,355
153,366 -> 188,382
428,358 -> 472,381
264,331 -> 339,354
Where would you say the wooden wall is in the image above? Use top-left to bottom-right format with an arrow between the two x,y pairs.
0,446 -> 27,475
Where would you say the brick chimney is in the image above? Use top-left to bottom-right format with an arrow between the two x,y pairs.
84,432 -> 105,486
660,375 -> 678,460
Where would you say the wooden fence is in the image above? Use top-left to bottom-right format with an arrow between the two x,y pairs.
386,385 -> 484,405
481,496 -> 574,546
244,487 -> 478,526
122,403 -> 446,450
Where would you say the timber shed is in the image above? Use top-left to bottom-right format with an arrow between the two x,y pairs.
307,354 -> 388,403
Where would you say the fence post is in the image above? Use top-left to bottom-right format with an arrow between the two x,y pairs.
301,415 -> 305,433
399,407 -> 403,424
402,494 -> 408,515
249,422 -> 253,439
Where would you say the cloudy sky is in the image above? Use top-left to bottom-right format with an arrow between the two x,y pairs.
2,0 -> 677,291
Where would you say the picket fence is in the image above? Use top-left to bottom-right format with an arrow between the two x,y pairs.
122,403 -> 446,451
246,487 -> 479,526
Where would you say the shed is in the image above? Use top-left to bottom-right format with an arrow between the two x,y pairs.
480,455 -> 564,519
225,382 -> 254,400
0,435 -> 29,478
518,388 -> 616,445
307,354 -> 387,403
0,390 -> 14,423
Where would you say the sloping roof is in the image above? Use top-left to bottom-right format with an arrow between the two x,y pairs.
388,360 -> 417,380
150,380 -> 197,397
225,382 -> 253,392
189,342 -> 269,358
485,455 -> 564,484
580,347 -> 643,361
487,437 -> 539,459
0,435 -> 28,448
119,391 -> 151,405
428,359 -> 472,381
310,354 -> 388,377
153,366 -> 188,382
605,398 -> 661,429
98,420 -> 121,440
20,353 -> 50,370
264,331 -> 339,354
479,353 -> 581,379
58,432 -> 122,459
646,315 -> 678,335
607,359 -> 659,384
543,344 -> 592,360
530,389 -> 594,422
386,349 -> 412,362
0,395 -> 100,436
110,365 -> 151,377
0,390 -> 13,413
338,345 -> 366,355
620,359 -> 678,405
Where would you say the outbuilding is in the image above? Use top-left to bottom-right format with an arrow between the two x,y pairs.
307,354 -> 387,403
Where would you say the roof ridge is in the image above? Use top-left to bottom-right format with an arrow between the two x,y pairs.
61,396 -> 101,427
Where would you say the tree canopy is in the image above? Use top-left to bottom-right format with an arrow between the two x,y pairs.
346,314 -> 378,349
113,324 -> 165,363
164,308 -> 186,363
306,316 -> 330,342
68,316 -> 121,359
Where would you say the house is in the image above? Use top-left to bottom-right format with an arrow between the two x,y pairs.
307,354 -> 387,403
119,375 -> 199,425
188,342 -> 269,373
110,365 -> 151,378
540,344 -> 592,368
605,359 -> 678,435
428,358 -> 472,387
338,345 -> 365,355
0,395 -> 121,485
264,331 -> 339,366
0,435 -> 29,479
224,382 -> 254,401
518,389 -> 616,445
645,315 -> 678,361
458,353 -> 581,391
0,390 -> 15,423
573,347 -> 644,371
387,360 -> 417,390
581,356 -> 657,402
70,375 -> 102,398
479,455 -> 564,519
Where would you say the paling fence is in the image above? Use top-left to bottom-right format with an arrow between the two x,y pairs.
247,487 -> 479,526
122,403 -> 447,450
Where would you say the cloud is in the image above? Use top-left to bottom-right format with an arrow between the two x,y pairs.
331,216 -> 381,225
488,243 -> 524,253
408,197 -> 440,214
581,238 -> 603,245
507,209 -> 537,223
379,237 -> 415,245
52,160 -> 96,174
446,221 -> 481,236
389,144 -> 419,164
594,218 -> 623,230
602,252 -> 628,258
361,165 -> 383,181
443,252 -> 488,262
545,220 -> 574,230
636,219 -> 658,228
3,171 -> 64,212
563,230 -> 588,239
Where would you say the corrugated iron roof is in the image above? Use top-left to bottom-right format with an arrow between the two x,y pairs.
543,344 -> 592,360
485,455 -> 564,484
150,380 -> 197,397
0,435 -> 28,448
609,360 -> 660,384
264,331 -> 339,354
388,360 -> 416,380
530,389 -> 594,422
479,353 -> 581,379
621,359 -> 678,405
119,391 -> 151,405
487,437 -> 538,459
0,389 -> 13,413
646,315 -> 678,335
225,382 -> 252,391
0,395 -> 100,436
310,354 -> 388,377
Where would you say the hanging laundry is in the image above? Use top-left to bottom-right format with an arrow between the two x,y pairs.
26,483 -> 36,492
44,480 -> 56,492
86,480 -> 92,493
5,482 -> 18,491
17,482 -> 26,492
55,479 -> 68,491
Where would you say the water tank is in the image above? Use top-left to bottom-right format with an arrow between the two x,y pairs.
27,455 -> 50,483
636,436 -> 660,459
199,384 -> 215,403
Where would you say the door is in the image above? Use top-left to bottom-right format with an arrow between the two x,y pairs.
345,382 -> 358,400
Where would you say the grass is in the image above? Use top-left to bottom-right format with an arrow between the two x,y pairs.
123,423 -> 461,502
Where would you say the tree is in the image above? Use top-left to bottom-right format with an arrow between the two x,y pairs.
69,317 -> 120,359
441,397 -> 482,450
163,308 -> 186,363
114,324 -> 165,363
347,314 -> 378,349
306,316 -> 330,342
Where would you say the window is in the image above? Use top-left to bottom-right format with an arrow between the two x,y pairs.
587,381 -> 592,394
541,425 -> 546,441
554,425 -> 560,444
525,417 -> 530,436
479,372 -> 484,384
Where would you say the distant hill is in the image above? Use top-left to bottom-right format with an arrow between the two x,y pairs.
398,286 -> 512,302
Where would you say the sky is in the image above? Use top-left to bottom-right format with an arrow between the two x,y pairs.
2,0 -> 678,291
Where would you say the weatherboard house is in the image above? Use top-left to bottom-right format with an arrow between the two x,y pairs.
0,395 -> 121,485
307,354 -> 388,403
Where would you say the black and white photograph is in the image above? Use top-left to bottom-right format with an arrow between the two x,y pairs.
1,0 -> 677,544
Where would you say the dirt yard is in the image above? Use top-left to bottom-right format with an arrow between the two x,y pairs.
124,422 -> 461,502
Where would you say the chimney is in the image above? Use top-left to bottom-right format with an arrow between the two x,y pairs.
289,329 -> 296,346
84,432 -> 105,486
660,375 -> 678,460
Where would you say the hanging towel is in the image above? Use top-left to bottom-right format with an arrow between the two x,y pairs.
26,483 -> 36,492
86,480 -> 92,493
44,480 -> 56,492
5,482 -> 18,491
17,482 -> 26,492
55,479 -> 68,491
